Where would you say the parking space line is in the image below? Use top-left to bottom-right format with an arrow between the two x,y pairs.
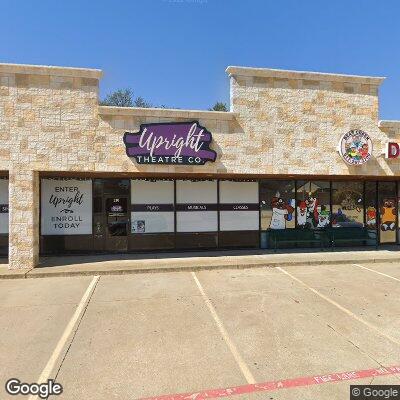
138,365 -> 400,400
28,275 -> 100,400
352,263 -> 400,282
276,267 -> 400,347
191,272 -> 256,384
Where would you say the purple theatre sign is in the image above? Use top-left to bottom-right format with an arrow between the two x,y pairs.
123,121 -> 217,165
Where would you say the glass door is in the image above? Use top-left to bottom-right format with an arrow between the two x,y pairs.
378,182 -> 397,244
105,196 -> 129,251
92,179 -> 130,252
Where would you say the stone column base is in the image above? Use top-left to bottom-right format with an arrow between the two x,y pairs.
8,169 -> 39,269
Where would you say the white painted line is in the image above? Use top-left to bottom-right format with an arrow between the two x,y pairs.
191,272 -> 256,384
28,275 -> 100,400
352,263 -> 400,282
277,267 -> 400,347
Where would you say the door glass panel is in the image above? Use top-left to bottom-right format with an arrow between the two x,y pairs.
106,198 -> 127,215
379,182 -> 397,243
105,194 -> 129,251
108,221 -> 127,236
106,198 -> 128,236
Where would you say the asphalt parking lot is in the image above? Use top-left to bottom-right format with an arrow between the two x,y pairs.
1,262 -> 400,399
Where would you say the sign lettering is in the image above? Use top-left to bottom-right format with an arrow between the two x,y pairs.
124,121 -> 217,165
386,142 -> 400,159
41,179 -> 92,235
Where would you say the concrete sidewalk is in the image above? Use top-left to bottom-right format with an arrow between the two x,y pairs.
0,247 -> 399,279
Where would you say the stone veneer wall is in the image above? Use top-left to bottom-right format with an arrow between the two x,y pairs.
0,64 -> 102,269
0,63 -> 399,269
227,66 -> 400,177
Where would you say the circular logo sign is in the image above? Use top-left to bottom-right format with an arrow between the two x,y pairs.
339,130 -> 372,165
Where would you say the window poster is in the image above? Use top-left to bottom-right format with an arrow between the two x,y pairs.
0,179 -> 9,234
132,220 -> 146,233
176,180 -> 218,232
41,179 -> 93,235
219,181 -> 259,231
131,180 -> 174,233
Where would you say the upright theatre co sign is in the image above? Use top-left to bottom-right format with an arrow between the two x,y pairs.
123,121 -> 217,165
338,129 -> 373,165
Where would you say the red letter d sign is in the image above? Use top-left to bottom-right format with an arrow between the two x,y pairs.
387,142 -> 400,159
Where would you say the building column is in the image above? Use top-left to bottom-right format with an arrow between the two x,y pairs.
8,169 -> 39,269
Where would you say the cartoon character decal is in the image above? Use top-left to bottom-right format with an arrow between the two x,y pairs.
297,193 -> 330,229
366,206 -> 377,228
305,194 -> 319,228
269,193 -> 294,230
380,199 -> 396,231
317,208 -> 330,228
340,192 -> 362,212
297,201 -> 307,227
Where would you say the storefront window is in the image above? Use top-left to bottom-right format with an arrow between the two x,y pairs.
130,179 -> 175,250
176,180 -> 218,249
0,178 -> 8,256
39,177 -> 399,254
219,180 -> 259,248
398,184 -> 400,244
131,180 -> 174,234
331,182 -> 364,228
378,181 -> 397,243
260,180 -> 295,230
365,182 -> 377,231
41,178 -> 93,235
0,178 -> 9,235
40,178 -> 94,253
296,181 -> 330,229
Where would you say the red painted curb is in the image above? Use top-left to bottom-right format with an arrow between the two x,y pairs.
139,365 -> 400,400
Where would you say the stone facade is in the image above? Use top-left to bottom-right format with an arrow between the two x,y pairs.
0,62 -> 398,269
227,66 -> 395,176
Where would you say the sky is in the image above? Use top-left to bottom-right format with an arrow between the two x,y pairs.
1,0 -> 400,119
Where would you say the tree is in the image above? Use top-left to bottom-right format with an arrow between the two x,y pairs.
100,89 -> 134,107
209,102 -> 228,112
133,96 -> 152,108
100,89 -> 154,108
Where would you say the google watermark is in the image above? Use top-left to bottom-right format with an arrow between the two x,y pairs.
350,385 -> 400,399
5,378 -> 63,398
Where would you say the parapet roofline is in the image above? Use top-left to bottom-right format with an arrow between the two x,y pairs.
379,120 -> 400,128
0,63 -> 102,79
99,106 -> 237,120
226,66 -> 385,86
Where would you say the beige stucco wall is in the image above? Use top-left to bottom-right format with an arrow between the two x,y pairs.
1,62 -> 399,269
